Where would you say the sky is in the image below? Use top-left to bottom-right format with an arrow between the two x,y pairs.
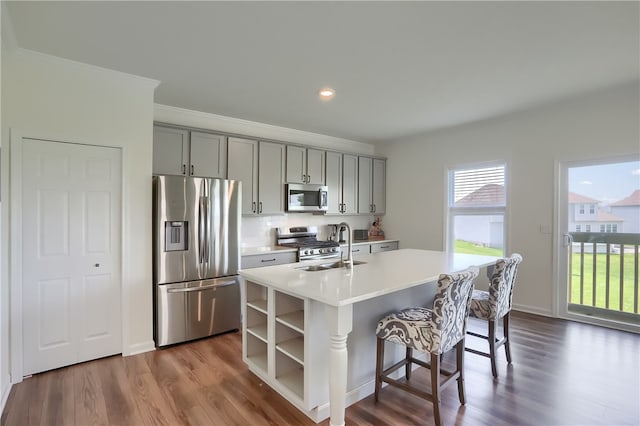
569,160 -> 640,204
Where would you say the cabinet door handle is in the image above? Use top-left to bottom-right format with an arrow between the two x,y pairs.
259,201 -> 263,214
302,174 -> 306,183
352,249 -> 360,253
306,175 -> 311,183
380,245 -> 389,249
373,204 -> 376,213
191,165 -> 195,175
261,258 -> 276,263
252,201 -> 257,213
182,164 -> 186,175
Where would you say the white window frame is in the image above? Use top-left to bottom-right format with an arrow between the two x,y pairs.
445,162 -> 508,254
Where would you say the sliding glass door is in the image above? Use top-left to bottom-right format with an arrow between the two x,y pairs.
556,156 -> 639,331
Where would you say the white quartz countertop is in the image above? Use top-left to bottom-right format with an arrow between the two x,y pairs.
239,248 -> 499,307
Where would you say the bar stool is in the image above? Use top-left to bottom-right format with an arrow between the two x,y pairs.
466,253 -> 523,378
374,267 -> 479,426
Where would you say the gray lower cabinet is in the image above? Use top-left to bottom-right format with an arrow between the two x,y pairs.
370,241 -> 398,253
347,240 -> 399,255
242,251 -> 297,269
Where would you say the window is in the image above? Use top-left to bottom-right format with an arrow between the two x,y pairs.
600,224 -> 606,232
589,204 -> 595,214
612,224 -> 618,233
448,164 -> 505,256
579,204 -> 585,214
576,225 -> 581,232
586,224 -> 591,232
606,224 -> 612,232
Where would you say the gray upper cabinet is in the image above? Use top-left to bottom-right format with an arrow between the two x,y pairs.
153,126 -> 189,176
372,158 -> 386,214
326,152 -> 358,215
286,146 -> 325,184
228,137 -> 259,215
153,125 -> 227,178
190,131 -> 227,178
358,157 -> 386,214
306,148 -> 325,185
228,138 -> 285,216
258,141 -> 286,215
325,151 -> 343,214
342,154 -> 359,215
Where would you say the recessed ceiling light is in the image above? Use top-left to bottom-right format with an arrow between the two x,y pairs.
318,87 -> 336,100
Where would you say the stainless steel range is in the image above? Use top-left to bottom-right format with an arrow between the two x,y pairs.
276,226 -> 341,261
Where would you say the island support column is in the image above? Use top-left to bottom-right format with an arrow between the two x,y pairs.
325,304 -> 353,426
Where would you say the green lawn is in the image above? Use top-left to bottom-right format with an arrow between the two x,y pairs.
455,240 -> 638,314
569,252 -> 637,313
454,240 -> 503,257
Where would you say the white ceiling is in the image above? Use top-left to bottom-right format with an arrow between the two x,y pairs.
4,1 -> 639,144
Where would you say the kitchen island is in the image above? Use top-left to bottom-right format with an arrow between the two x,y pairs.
239,249 -> 499,426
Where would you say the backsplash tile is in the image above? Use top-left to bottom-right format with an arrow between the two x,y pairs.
241,214 -> 373,247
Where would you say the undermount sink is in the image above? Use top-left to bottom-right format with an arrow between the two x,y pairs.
321,260 -> 367,269
296,260 -> 367,272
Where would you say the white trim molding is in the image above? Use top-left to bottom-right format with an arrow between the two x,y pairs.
512,304 -> 554,318
123,341 -> 156,357
0,377 -> 11,418
154,103 -> 375,156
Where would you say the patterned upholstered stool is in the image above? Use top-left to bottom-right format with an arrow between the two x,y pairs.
466,253 -> 523,378
374,267 -> 479,426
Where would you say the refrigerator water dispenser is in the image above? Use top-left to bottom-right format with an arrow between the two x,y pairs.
165,221 -> 188,251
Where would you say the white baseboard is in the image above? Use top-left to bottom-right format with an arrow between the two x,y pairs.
123,340 -> 156,357
512,304 -> 554,317
1,376 -> 12,417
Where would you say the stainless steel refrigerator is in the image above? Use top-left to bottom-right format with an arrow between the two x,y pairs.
153,175 -> 241,347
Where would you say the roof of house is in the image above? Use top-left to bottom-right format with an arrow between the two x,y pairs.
455,184 -> 505,206
596,211 -> 624,222
568,192 -> 600,204
610,189 -> 640,206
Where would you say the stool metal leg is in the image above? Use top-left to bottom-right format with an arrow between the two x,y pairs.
405,347 -> 413,380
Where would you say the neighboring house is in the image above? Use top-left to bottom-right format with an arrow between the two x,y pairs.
454,184 -> 505,249
609,189 -> 640,233
568,192 -> 624,233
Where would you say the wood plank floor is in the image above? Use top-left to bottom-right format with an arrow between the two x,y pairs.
2,312 -> 639,425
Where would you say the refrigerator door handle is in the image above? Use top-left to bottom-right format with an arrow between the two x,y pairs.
166,280 -> 237,293
199,196 -> 206,264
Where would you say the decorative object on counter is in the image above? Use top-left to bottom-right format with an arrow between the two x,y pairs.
369,216 -> 384,240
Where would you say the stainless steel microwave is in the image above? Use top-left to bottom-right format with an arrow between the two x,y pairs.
286,183 -> 328,212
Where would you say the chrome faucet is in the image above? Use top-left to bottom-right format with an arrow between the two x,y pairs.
339,222 -> 353,269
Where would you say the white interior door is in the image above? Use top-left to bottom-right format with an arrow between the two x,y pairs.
21,138 -> 122,375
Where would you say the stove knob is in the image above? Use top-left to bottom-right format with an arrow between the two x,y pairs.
304,250 -> 310,255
